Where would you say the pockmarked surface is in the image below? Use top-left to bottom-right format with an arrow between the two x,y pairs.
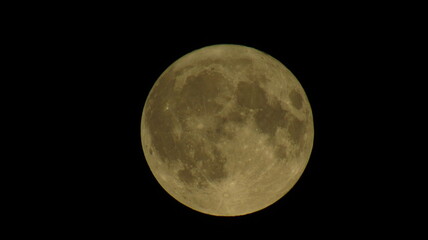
141,44 -> 314,216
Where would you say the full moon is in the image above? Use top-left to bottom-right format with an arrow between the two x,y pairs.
141,44 -> 314,216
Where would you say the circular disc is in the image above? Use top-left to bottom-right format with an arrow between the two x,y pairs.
141,44 -> 314,216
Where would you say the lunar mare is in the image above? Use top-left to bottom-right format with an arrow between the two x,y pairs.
141,44 -> 314,216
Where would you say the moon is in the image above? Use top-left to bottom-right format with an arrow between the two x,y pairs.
141,44 -> 314,216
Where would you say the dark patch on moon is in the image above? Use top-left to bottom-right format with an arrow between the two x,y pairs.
287,116 -> 305,144
205,120 -> 232,142
146,67 -> 230,165
236,81 -> 268,109
226,110 -> 246,123
205,108 -> 248,142
201,148 -> 228,182
145,70 -> 179,162
147,67 -> 231,186
235,79 -> 289,141
178,168 -> 195,185
178,70 -> 224,116
254,100 -> 287,138
274,145 -> 288,160
289,90 -> 303,110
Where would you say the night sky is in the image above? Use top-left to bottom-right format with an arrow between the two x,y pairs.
26,5 -> 419,237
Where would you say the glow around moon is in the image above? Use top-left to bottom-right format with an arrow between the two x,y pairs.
141,44 -> 314,216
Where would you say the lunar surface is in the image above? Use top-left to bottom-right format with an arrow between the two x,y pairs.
141,44 -> 314,216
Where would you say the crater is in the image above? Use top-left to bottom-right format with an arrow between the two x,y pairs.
289,89 -> 303,110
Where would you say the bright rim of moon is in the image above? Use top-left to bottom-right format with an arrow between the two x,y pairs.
141,44 -> 314,216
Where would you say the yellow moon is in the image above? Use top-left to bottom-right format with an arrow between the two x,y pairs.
141,44 -> 314,216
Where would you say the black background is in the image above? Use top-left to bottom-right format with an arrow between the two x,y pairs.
19,4 -> 423,237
